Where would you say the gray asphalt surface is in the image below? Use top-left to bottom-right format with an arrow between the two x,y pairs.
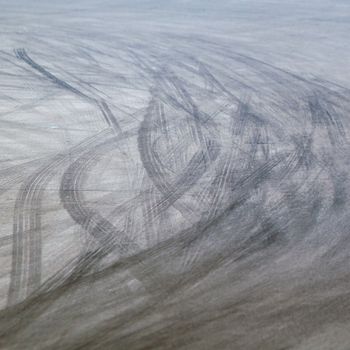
0,1 -> 350,349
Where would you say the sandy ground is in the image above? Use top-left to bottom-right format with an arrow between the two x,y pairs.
0,1 -> 350,349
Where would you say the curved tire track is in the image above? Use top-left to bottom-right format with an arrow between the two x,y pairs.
7,129 -> 111,306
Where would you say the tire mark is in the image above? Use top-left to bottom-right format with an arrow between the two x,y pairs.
137,98 -> 219,227
14,49 -> 90,100
60,130 -> 140,254
14,48 -> 122,135
7,129 -> 111,306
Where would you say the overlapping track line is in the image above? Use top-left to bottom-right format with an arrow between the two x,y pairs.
180,111 -> 286,269
195,43 -> 349,126
127,48 -> 218,135
308,92 -> 346,145
172,49 -> 256,98
0,159 -> 45,181
179,150 -> 239,270
179,42 -> 308,106
60,129 -> 140,255
0,152 -> 304,349
61,126 -> 192,255
58,131 -> 189,295
137,97 -> 219,226
97,100 -> 123,134
155,69 -> 215,138
232,160 -> 335,261
181,39 -> 305,87
135,91 -> 292,276
15,47 -> 208,248
11,153 -> 289,331
1,31 -> 350,349
192,98 -> 273,218
12,47 -> 135,251
7,129 -> 111,306
61,93 -> 216,255
132,55 -> 247,229
180,54 -> 347,228
116,155 -> 288,296
0,158 -> 44,196
229,119 -> 343,254
176,150 -> 307,280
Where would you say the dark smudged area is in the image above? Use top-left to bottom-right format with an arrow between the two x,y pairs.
0,1 -> 350,349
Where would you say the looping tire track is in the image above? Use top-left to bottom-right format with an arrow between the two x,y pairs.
137,96 -> 220,228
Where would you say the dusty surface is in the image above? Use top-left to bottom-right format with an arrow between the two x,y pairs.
0,1 -> 350,349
